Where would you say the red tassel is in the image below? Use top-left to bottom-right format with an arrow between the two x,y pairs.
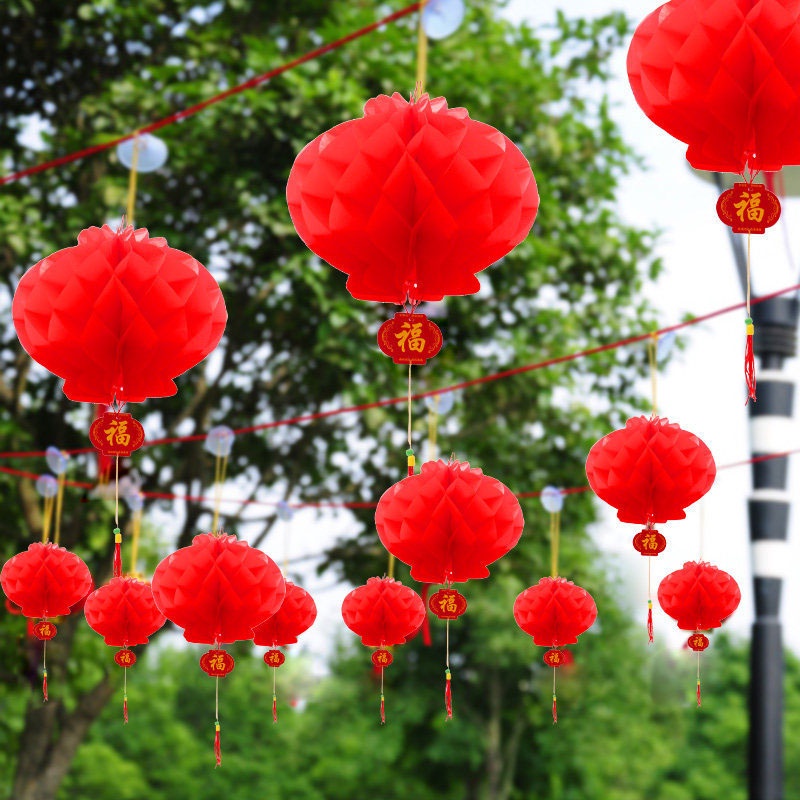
552,693 -> 558,725
113,528 -> 122,578
444,668 -> 452,719
697,680 -> 702,707
42,668 -> 48,703
421,584 -> 432,646
380,692 -> 386,725
272,694 -> 278,724
123,694 -> 128,724
214,721 -> 221,767
744,318 -> 756,403
647,600 -> 654,644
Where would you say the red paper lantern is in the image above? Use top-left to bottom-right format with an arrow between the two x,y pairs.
287,92 -> 539,304
585,416 -> 716,526
252,581 -> 317,648
151,533 -> 285,645
513,577 -> 597,647
84,577 -> 166,647
341,577 -> 425,648
627,0 -> 800,173
375,459 -> 524,584
0,542 -> 92,619
12,225 -> 227,403
658,561 -> 741,632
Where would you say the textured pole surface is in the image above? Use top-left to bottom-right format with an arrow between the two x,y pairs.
747,297 -> 798,800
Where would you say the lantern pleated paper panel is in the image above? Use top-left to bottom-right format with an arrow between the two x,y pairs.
513,577 -> 597,722
658,561 -> 741,704
341,576 -> 426,724
12,225 -> 227,403
627,0 -> 800,173
375,459 -> 524,583
84,577 -> 166,722
585,416 -> 715,526
287,92 -> 539,304
253,581 -> 317,724
0,542 -> 92,700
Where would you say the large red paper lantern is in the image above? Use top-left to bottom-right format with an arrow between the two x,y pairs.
342,577 -> 425,724
513,576 -> 597,722
585,416 -> 715,526
84,577 -> 166,723
375,458 -> 524,584
254,581 -> 317,724
12,224 -> 227,404
1,542 -> 92,701
287,92 -> 539,304
627,0 -> 800,173
658,560 -> 741,705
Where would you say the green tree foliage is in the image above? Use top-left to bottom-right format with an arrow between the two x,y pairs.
0,0 -> 694,797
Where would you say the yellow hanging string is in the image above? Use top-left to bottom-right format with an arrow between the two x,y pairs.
549,511 -> 561,578
41,494 -> 55,544
128,507 -> 143,578
211,443 -> 229,534
53,470 -> 66,546
647,332 -> 659,417
415,1 -> 429,99
125,134 -> 140,226
427,394 -> 440,462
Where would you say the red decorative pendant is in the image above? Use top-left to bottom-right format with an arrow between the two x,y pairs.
371,649 -> 394,668
377,313 -> 443,365
688,633 -> 710,652
428,588 -> 468,620
632,529 -> 667,556
199,649 -> 235,678
32,620 -> 57,640
114,648 -> 137,667
89,412 -> 146,457
264,649 -> 285,668
543,648 -> 569,668
716,183 -> 781,234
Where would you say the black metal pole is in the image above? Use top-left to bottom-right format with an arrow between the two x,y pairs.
746,296 -> 798,800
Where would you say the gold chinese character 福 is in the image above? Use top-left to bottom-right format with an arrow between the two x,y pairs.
734,191 -> 765,224
104,419 -> 131,447
395,322 -> 426,353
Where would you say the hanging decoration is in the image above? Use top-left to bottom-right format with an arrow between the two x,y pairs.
586,415 -> 715,640
0,543 -> 92,701
341,576 -> 425,724
657,561 -> 741,705
376,458 -> 524,717
44,447 -> 69,545
253,581 -> 317,723
83,577 -> 166,722
151,533 -> 285,765
204,425 -> 235,533
513,577 -> 597,723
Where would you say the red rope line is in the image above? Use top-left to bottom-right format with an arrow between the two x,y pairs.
0,2 -> 422,186
0,281 -> 796,462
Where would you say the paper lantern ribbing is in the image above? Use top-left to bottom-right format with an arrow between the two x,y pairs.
585,416 -> 715,526
0,542 -> 92,701
375,459 -> 525,584
287,92 -> 539,304
254,581 -> 317,723
342,577 -> 425,724
658,561 -> 741,705
84,577 -> 166,723
627,0 -> 800,173
513,577 -> 597,722
12,224 -> 227,403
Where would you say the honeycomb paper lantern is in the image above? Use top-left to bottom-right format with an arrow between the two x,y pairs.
253,581 -> 317,648
627,0 -> 800,172
12,225 -> 227,403
84,577 -> 166,647
287,92 -> 539,304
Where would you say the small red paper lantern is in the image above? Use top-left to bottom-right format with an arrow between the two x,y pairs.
287,92 -> 539,304
627,0 -> 800,173
89,411 -> 146,457
658,561 -> 741,705
84,577 -> 166,647
1,542 -> 92,701
200,649 -> 236,678
252,581 -> 316,648
12,225 -> 227,403
152,532 -> 284,765
341,577 -> 425,725
375,459 -> 524,584
377,313 -> 443,365
514,577 -> 597,723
